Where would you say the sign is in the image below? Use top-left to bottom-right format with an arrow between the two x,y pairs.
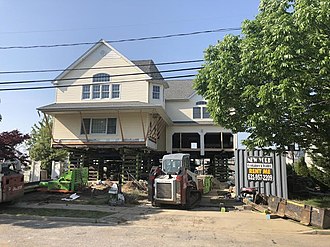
191,142 -> 198,149
247,156 -> 273,182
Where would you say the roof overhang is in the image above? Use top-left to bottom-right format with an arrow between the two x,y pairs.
38,101 -> 172,125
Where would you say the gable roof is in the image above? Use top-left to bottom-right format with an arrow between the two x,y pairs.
53,39 -> 151,84
165,80 -> 196,100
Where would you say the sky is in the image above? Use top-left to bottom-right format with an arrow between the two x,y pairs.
0,0 -> 260,136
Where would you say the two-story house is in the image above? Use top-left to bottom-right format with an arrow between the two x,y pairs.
38,40 -> 236,180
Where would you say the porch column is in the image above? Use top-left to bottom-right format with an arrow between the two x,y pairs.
200,129 -> 205,156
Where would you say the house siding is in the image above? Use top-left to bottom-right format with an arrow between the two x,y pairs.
52,112 -> 150,143
165,94 -> 211,122
55,44 -> 149,104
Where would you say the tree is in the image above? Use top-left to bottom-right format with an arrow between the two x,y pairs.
0,130 -> 30,163
195,0 -> 330,163
28,116 -> 68,174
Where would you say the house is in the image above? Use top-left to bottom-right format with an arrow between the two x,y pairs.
38,40 -> 236,180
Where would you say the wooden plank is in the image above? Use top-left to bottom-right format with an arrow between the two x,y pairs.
140,110 -> 146,142
117,110 -> 124,141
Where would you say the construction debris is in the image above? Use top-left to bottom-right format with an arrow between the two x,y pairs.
122,180 -> 147,192
61,193 -> 80,201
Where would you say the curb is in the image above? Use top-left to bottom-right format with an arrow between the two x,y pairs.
299,229 -> 330,235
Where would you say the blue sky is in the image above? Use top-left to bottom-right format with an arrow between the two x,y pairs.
0,0 -> 260,135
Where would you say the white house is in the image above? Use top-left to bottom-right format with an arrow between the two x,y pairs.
38,40 -> 236,180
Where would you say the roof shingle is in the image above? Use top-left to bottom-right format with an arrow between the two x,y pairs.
164,80 -> 196,100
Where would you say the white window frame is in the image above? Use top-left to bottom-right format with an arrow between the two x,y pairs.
101,84 -> 110,98
81,118 -> 117,135
193,101 -> 210,119
92,85 -> 101,99
82,73 -> 111,100
82,85 -> 90,99
152,85 -> 160,99
111,84 -> 120,99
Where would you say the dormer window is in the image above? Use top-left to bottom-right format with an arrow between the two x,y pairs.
193,101 -> 210,119
152,85 -> 160,99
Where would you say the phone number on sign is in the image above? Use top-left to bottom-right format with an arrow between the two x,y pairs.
247,174 -> 273,181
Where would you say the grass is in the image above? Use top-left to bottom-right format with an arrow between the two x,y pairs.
0,207 -> 113,219
292,195 -> 330,208
302,197 -> 330,208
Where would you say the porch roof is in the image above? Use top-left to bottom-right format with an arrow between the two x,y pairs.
37,101 -> 172,124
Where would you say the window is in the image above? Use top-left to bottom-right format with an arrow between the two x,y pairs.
101,85 -> 110,98
193,107 -> 201,118
193,101 -> 210,119
93,73 -> 110,82
112,84 -> 120,99
91,118 -> 107,133
203,107 -> 210,118
82,73 -> 110,99
196,101 -> 207,105
80,119 -> 91,134
152,85 -> 160,99
92,85 -> 101,99
107,118 -> 117,134
81,118 -> 117,135
82,85 -> 90,99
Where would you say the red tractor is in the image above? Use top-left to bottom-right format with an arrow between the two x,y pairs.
148,153 -> 202,209
0,160 -> 24,203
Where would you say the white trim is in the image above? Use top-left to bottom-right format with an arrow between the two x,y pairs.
54,40 -> 151,84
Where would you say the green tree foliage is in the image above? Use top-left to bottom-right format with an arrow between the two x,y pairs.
309,155 -> 330,187
294,157 -> 309,177
0,130 -> 30,163
28,117 -> 67,173
195,0 -> 330,161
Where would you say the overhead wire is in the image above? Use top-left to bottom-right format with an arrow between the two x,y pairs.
0,27 -> 241,50
0,59 -> 203,75
0,66 -> 201,86
0,74 -> 196,92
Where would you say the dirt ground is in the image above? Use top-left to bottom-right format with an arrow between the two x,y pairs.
20,183 -> 148,206
1,202 -> 329,247
1,188 -> 329,247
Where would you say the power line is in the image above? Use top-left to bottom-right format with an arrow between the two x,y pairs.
0,66 -> 201,86
0,27 -> 241,50
0,59 -> 203,75
0,74 -> 196,92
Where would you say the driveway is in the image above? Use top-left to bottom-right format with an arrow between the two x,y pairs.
0,204 -> 329,247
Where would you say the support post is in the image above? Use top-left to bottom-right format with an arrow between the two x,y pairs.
79,112 -> 89,142
117,111 -> 124,141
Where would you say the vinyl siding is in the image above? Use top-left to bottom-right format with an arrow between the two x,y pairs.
53,112 -> 150,142
55,44 -> 149,103
165,94 -> 210,122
